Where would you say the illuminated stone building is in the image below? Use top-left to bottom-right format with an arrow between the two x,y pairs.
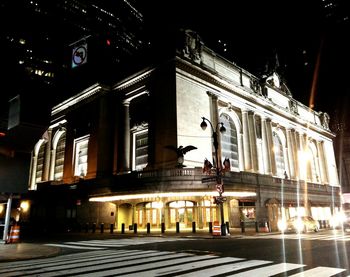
24,30 -> 341,233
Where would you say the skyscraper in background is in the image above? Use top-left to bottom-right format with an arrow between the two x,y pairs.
0,0 -> 149,150
0,0 -> 150,198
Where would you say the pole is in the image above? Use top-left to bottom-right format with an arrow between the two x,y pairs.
213,131 -> 226,236
202,117 -> 227,236
2,195 -> 13,243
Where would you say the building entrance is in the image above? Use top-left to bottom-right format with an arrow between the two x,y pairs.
168,201 -> 194,229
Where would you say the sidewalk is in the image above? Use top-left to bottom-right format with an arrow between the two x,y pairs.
0,242 -> 61,262
0,228 -> 272,263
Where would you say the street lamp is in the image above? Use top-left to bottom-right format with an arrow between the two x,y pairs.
200,116 -> 227,236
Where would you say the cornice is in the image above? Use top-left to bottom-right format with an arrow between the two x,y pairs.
175,57 -> 334,138
112,68 -> 154,93
51,83 -> 108,117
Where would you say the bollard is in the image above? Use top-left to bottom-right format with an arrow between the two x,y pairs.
110,223 -> 114,234
209,222 -> 213,234
226,221 -> 230,234
240,221 -> 245,233
100,223 -> 104,233
176,222 -> 180,233
121,223 -> 125,234
161,222 -> 165,233
92,223 -> 96,233
255,221 -> 259,233
85,223 -> 89,233
134,223 -> 137,234
192,222 -> 196,233
147,223 -> 150,234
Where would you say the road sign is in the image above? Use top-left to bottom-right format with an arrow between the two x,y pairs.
201,176 -> 217,183
72,43 -> 87,68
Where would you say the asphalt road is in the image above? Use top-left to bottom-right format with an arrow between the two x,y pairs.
1,230 -> 349,276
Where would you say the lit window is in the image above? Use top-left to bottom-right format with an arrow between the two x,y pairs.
132,128 -> 148,171
54,132 -> 66,180
74,135 -> 89,177
220,113 -> 239,171
308,144 -> 320,183
273,132 -> 285,177
36,142 -> 46,183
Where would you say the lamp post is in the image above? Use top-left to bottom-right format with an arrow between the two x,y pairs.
200,116 -> 227,236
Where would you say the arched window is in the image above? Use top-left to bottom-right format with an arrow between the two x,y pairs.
220,113 -> 239,171
35,142 -> 46,183
273,131 -> 285,177
54,132 -> 66,180
308,144 -> 320,183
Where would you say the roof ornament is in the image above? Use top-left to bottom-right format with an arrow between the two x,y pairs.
181,29 -> 203,64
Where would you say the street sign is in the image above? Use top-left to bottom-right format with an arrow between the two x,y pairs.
216,183 -> 224,194
72,43 -> 87,68
201,176 -> 217,183
213,196 -> 227,204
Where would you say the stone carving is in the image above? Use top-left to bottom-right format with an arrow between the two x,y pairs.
320,112 -> 330,130
289,99 -> 298,115
250,78 -> 262,95
182,29 -> 203,63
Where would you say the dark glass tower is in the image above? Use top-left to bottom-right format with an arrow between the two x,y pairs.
0,0 -> 148,143
0,0 -> 149,177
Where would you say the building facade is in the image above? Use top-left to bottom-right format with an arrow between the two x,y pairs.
22,30 -> 341,233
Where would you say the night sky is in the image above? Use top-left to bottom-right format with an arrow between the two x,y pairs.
141,0 -> 350,124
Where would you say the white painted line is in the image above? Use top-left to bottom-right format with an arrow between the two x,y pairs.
176,259 -> 272,277
289,266 -> 346,277
227,262 -> 305,277
44,243 -> 105,250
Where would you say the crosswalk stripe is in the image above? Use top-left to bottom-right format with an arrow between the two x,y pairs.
242,233 -> 350,241
0,249 -> 119,270
119,257 -> 245,277
175,259 -> 272,277
0,250 -> 156,276
44,243 -> 105,250
288,266 -> 346,276
72,254 -> 218,277
0,248 -> 347,277
226,262 -> 305,277
48,237 -> 197,249
1,251 -> 176,277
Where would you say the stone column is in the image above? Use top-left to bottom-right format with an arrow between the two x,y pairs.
238,132 -> 245,171
248,111 -> 259,172
291,129 -> 299,179
261,117 -> 272,174
266,118 -> 276,175
286,129 -> 295,178
123,100 -> 131,172
242,110 -> 252,171
317,141 -> 329,184
299,133 -> 309,180
49,147 -> 56,180
29,154 -> 37,190
42,129 -> 52,181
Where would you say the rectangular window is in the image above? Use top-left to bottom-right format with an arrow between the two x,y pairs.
133,129 -> 148,171
73,135 -> 89,177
